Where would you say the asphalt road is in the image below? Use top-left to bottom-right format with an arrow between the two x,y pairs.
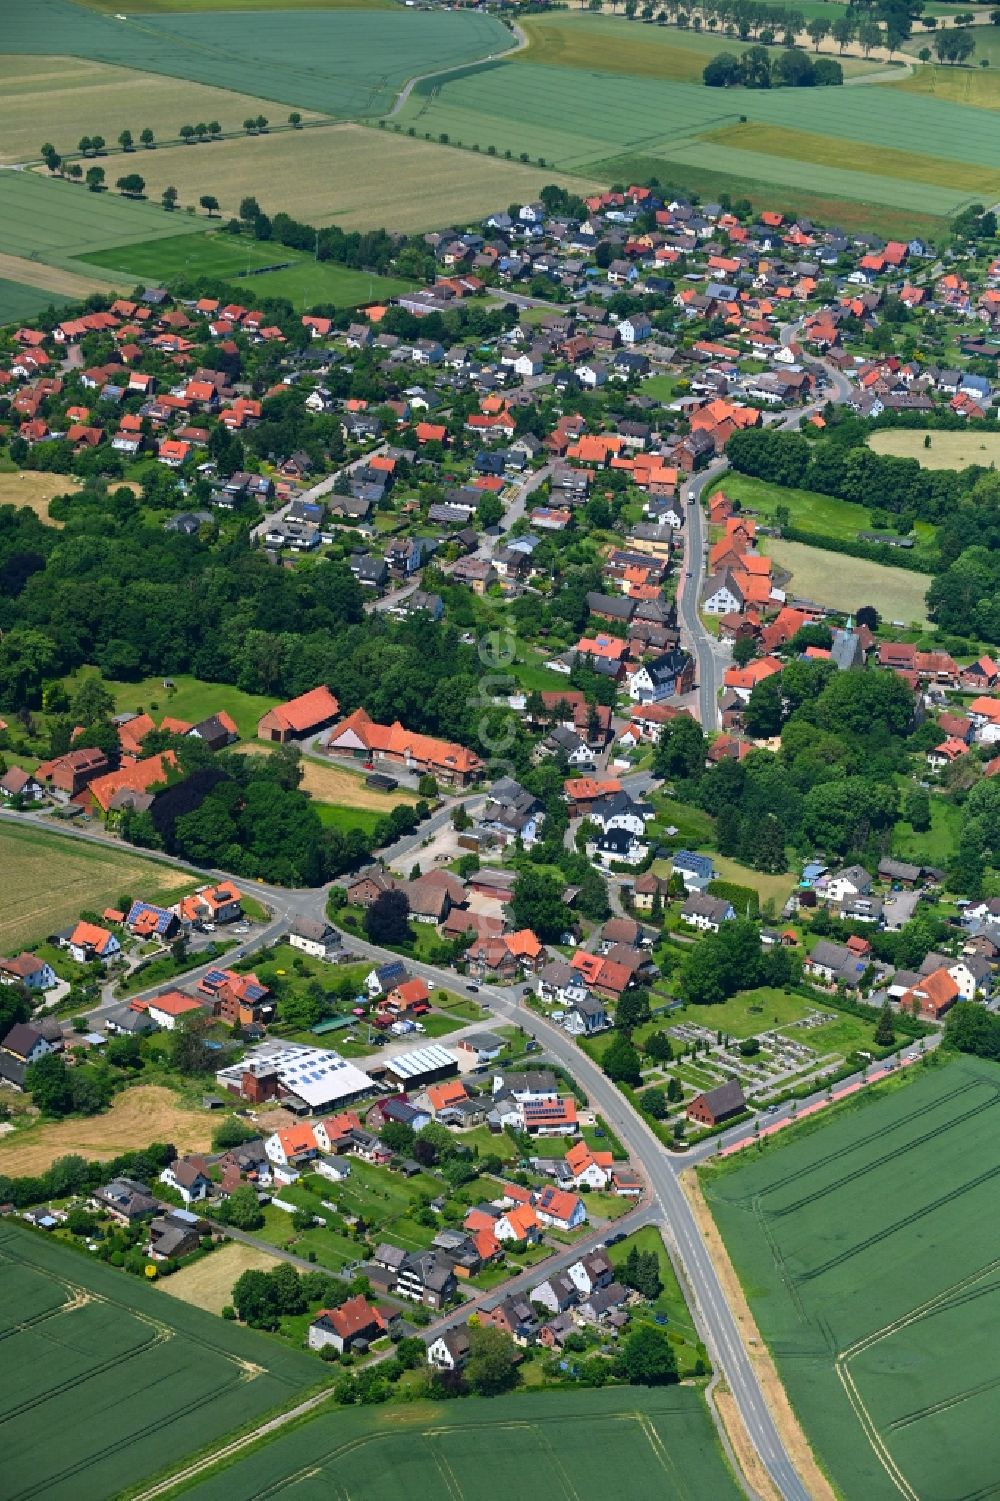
10,795 -> 843,1500
677,326 -> 855,733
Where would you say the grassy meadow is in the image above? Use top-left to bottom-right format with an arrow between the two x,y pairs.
763,538 -> 933,625
869,428 -> 1000,470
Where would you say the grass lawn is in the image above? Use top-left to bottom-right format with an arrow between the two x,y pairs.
418,1011 -> 465,1038
723,472 -> 876,543
763,537 -> 932,626
509,652 -> 580,693
315,802 -> 383,835
457,1125 -> 517,1162
608,1224 -> 709,1377
891,795 -> 963,866
434,994 -> 491,1022
646,795 -> 716,851
711,854 -> 797,911
671,987 -> 813,1041
256,1203 -> 361,1270
62,668 -> 277,741
869,428 -> 1000,471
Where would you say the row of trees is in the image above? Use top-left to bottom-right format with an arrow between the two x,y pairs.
703,45 -> 843,86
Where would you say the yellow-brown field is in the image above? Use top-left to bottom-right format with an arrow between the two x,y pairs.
0,54 -> 323,165
157,1242 -> 286,1313
0,824 -> 195,952
0,1085 -> 215,1174
0,471 -> 84,524
102,122 -> 598,231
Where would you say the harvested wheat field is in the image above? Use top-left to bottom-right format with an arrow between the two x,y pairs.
0,470 -> 81,524
0,250 -> 118,299
870,428 -> 1000,471
0,1085 -> 214,1174
158,1241 -> 285,1314
108,122 -> 597,232
0,823 -> 195,952
0,53 -> 323,165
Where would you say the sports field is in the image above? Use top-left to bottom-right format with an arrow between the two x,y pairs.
0,1222 -> 318,1501
182,1387 -> 744,1501
83,230 -> 414,309
0,823 -> 195,952
764,538 -> 932,624
4,0 -> 510,119
702,1056 -> 1000,1501
0,54 -> 322,166
870,428 -> 1000,470
395,53 -> 1000,226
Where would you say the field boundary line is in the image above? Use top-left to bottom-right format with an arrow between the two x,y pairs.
832,1258 -> 1000,1500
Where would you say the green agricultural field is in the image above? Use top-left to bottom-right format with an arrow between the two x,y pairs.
82,231 -> 413,309
0,1223 -> 318,1501
4,0 -> 510,118
62,668 -> 278,741
0,276 -> 73,326
182,1386 -> 743,1500
0,172 -> 207,270
395,54 -> 1000,229
702,1056 -> 1000,1501
763,537 -> 932,624
0,823 -> 196,952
